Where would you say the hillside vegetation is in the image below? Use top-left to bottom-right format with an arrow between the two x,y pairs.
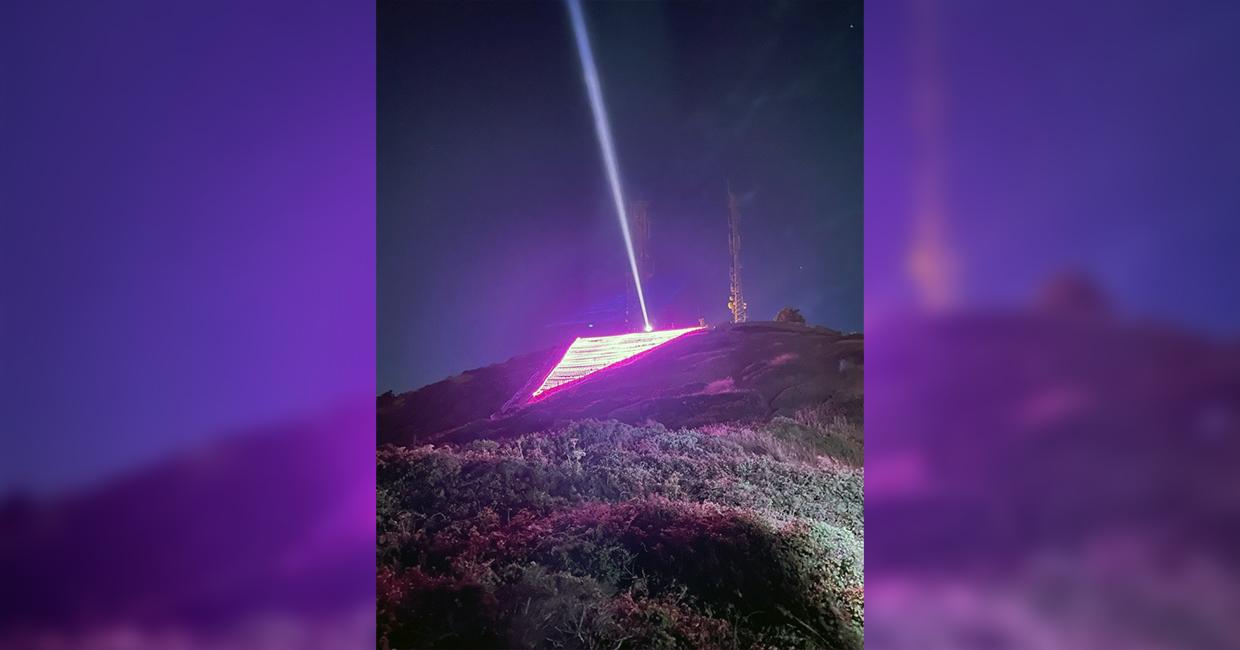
379,322 -> 863,446
378,324 -> 863,649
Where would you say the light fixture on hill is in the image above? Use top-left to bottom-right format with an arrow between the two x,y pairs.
531,326 -> 703,400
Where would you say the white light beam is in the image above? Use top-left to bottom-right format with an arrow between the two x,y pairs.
566,0 -> 652,332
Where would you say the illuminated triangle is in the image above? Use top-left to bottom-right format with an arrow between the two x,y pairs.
531,326 -> 704,399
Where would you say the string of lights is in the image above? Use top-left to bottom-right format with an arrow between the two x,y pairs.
531,326 -> 703,399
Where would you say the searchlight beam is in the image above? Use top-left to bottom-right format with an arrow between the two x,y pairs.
566,0 -> 652,332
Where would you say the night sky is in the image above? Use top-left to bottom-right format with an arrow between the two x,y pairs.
379,0 -> 862,392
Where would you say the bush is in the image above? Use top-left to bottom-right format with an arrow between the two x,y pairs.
774,307 -> 806,324
377,420 -> 863,648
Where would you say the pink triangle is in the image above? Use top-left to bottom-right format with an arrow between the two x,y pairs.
531,326 -> 704,399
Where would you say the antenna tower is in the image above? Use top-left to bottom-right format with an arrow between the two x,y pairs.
727,187 -> 748,323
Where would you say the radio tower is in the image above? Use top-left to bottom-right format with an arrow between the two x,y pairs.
727,186 -> 748,323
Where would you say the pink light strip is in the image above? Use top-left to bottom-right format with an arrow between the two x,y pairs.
531,326 -> 703,399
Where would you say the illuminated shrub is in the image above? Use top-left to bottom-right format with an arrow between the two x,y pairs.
377,420 -> 863,649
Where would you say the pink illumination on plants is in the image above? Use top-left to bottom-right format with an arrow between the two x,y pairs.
531,326 -> 704,399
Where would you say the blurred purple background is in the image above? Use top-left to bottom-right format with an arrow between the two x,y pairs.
2,0 -> 374,646
4,0 -> 1240,647
866,1 -> 1240,648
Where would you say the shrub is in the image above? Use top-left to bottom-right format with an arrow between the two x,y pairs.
377,420 -> 864,648
492,564 -> 621,649
774,307 -> 806,324
609,591 -> 736,649
378,566 -> 502,649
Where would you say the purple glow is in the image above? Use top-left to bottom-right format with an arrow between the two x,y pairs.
2,0 -> 375,643
531,326 -> 703,399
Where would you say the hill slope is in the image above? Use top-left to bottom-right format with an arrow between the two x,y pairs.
378,322 -> 865,649
0,408 -> 374,645
379,321 -> 863,446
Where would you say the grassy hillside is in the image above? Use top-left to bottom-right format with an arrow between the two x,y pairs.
379,322 -> 863,447
378,410 -> 863,649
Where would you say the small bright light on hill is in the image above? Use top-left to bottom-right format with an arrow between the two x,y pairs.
644,324 -> 653,332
